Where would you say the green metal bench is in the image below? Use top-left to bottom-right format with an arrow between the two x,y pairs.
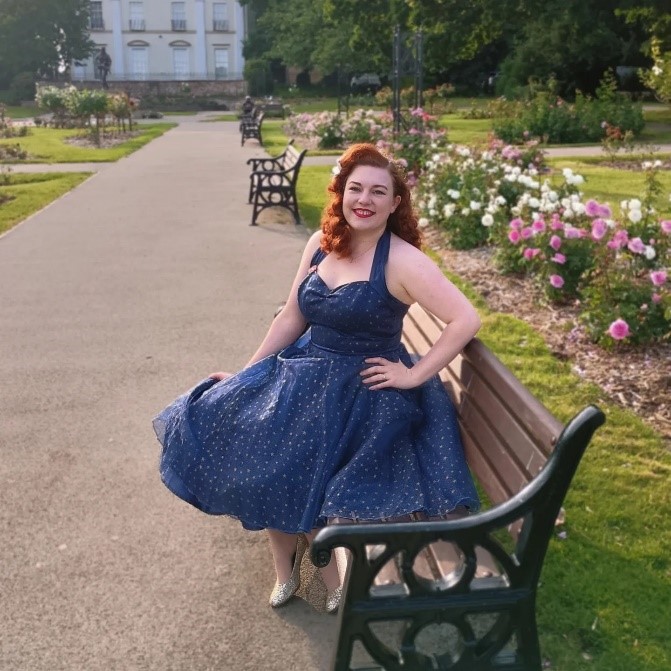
240,111 -> 264,146
312,302 -> 605,671
247,142 -> 306,226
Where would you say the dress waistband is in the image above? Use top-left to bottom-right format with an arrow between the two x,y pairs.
309,326 -> 403,357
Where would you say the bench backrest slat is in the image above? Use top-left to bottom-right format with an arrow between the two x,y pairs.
402,304 -> 563,508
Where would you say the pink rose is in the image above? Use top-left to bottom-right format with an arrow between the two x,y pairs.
627,237 -> 645,254
607,319 -> 630,340
652,293 -> 661,304
509,218 -> 523,230
549,274 -> 565,289
523,247 -> 541,260
607,230 -> 629,250
551,253 -> 566,264
532,219 -> 546,232
585,200 -> 601,217
550,215 -> 564,231
550,235 -> 562,251
650,270 -> 667,286
660,220 -> 671,234
564,226 -> 583,239
508,230 -> 521,244
520,227 -> 533,239
591,219 -> 608,240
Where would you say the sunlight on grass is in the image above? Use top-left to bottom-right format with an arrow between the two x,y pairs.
547,158 -> 671,215
297,165 -> 331,229
0,172 -> 91,234
438,114 -> 493,144
0,123 -> 175,163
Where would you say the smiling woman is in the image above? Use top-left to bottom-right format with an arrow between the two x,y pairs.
153,142 -> 482,615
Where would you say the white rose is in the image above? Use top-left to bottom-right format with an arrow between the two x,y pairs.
628,209 -> 643,223
644,245 -> 656,260
481,214 -> 494,227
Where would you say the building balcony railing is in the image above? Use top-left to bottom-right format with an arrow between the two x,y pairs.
88,18 -> 105,31
129,19 -> 146,31
70,71 -> 243,82
213,19 -> 229,31
171,19 -> 187,31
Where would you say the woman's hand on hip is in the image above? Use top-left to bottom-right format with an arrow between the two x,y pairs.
360,357 -> 417,390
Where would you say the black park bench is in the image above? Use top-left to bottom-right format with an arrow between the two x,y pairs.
246,142 -> 307,226
240,111 -> 265,146
312,302 -> 606,671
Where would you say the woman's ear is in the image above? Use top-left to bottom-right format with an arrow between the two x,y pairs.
391,195 -> 401,212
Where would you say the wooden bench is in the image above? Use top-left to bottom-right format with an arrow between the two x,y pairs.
246,142 -> 307,226
312,302 -> 605,671
240,111 -> 264,146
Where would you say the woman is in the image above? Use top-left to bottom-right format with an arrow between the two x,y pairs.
153,143 -> 481,613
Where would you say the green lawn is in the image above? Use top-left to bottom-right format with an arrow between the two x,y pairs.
0,123 -> 175,163
0,172 -> 91,234
548,157 -> 671,214
438,114 -> 493,144
202,113 -> 239,122
3,105 -> 37,119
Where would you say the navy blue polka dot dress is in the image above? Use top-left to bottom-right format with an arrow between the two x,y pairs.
153,230 -> 479,532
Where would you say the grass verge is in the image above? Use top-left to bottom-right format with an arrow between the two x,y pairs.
296,162 -> 671,669
0,172 -> 91,235
547,157 -> 671,213
4,105 -> 37,119
0,123 -> 175,163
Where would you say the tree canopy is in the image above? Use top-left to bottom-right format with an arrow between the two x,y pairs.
242,0 -> 669,97
0,0 -> 94,90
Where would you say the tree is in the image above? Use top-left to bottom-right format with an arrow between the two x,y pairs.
0,0 -> 95,90
618,1 -> 671,101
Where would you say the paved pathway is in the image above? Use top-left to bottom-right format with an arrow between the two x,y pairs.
1,118 -> 341,670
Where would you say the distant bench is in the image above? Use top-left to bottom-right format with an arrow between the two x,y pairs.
240,111 -> 264,146
313,302 -> 605,671
247,141 -> 307,226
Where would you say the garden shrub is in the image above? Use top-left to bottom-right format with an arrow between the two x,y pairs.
492,73 -> 644,144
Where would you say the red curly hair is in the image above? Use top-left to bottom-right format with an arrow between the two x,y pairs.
320,143 -> 422,257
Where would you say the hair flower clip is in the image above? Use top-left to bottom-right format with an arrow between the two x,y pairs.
331,158 -> 342,176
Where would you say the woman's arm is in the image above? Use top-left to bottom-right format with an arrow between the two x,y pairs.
210,231 -> 322,379
362,241 -> 481,390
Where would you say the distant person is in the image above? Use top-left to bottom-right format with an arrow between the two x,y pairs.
241,95 -> 254,115
95,47 -> 112,89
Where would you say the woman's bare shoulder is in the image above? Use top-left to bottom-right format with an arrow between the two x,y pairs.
303,230 -> 323,257
389,232 -> 430,267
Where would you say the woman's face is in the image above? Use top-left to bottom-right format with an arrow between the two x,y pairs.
342,165 -> 401,233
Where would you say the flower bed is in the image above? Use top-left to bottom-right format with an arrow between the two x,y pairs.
417,141 -> 670,346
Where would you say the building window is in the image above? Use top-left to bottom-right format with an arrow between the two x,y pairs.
173,48 -> 190,78
214,48 -> 229,79
171,2 -> 187,31
213,3 -> 228,31
89,1 -> 104,30
130,47 -> 149,80
129,2 -> 145,31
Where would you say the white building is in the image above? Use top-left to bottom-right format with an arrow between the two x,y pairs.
73,0 -> 247,82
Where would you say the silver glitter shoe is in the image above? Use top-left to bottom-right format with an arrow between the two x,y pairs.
269,535 -> 307,608
325,585 -> 342,614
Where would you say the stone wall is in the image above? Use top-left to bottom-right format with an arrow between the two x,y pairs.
69,79 -> 247,98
